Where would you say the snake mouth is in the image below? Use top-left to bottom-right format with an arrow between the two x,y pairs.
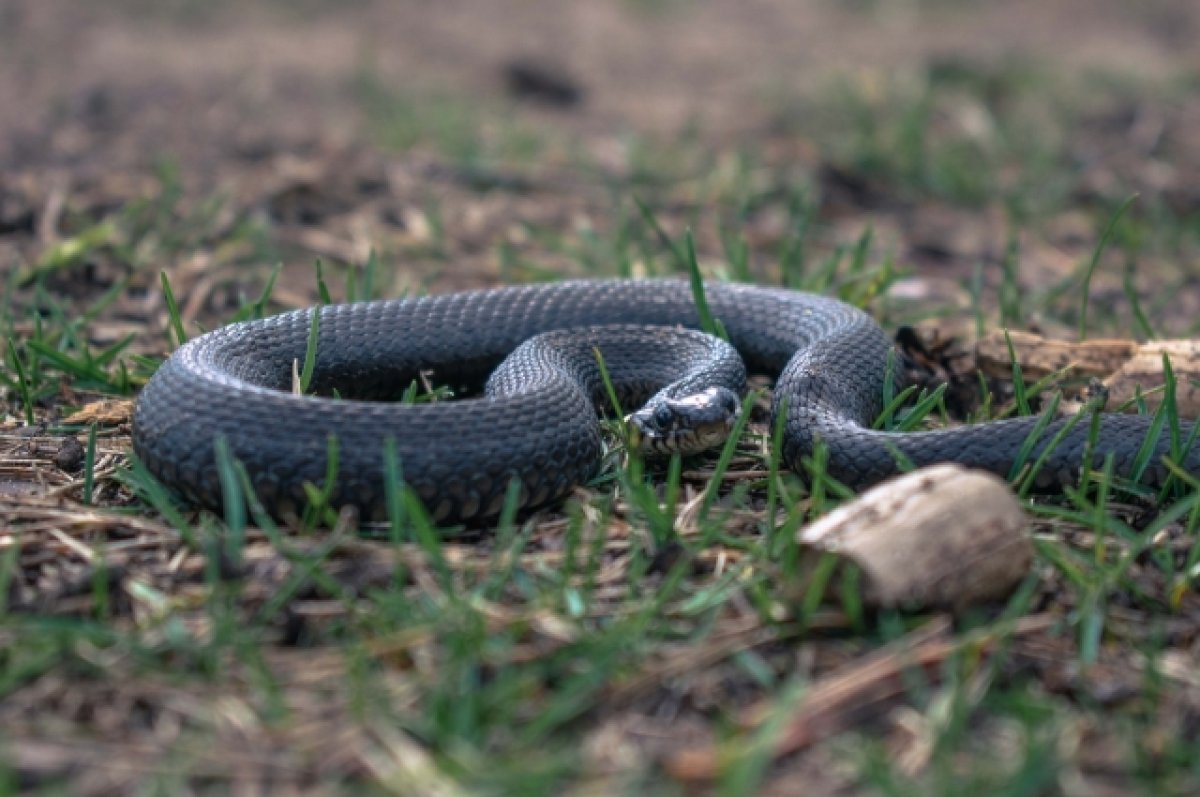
627,386 -> 741,457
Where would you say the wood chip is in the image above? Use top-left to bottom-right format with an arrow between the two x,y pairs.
798,464 -> 1032,610
63,399 -> 135,426
1103,339 -> 1200,415
976,330 -> 1200,415
975,329 -> 1136,381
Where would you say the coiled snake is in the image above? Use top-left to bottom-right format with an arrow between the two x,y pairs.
132,279 -> 1200,523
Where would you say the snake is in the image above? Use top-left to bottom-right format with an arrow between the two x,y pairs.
132,278 -> 1200,524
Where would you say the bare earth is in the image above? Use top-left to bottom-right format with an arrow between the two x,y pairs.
4,0 -> 1199,319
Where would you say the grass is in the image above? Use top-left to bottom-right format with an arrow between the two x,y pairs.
4,50 -> 1200,797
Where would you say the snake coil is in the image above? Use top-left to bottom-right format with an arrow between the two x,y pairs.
133,279 -> 1200,523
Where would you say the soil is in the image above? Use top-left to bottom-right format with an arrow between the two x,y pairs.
3,0 -> 1199,330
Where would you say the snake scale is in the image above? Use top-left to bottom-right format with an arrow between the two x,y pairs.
132,279 -> 1200,523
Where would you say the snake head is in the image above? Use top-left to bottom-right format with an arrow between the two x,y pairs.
627,386 -> 742,457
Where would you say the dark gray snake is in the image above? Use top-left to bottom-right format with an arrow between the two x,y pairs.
132,279 -> 1200,523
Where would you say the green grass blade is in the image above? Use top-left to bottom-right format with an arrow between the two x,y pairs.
82,424 -> 97,505
314,258 -> 333,305
160,270 -> 187,348
6,337 -> 34,425
1078,193 -> 1137,339
213,436 -> 247,554
684,230 -> 722,337
299,309 -> 321,394
632,195 -> 686,270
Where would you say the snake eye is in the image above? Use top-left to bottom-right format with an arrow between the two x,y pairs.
652,404 -> 674,431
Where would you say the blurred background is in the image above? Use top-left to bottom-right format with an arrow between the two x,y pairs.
3,0 -> 1199,339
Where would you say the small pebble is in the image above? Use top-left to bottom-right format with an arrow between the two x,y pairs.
54,436 -> 85,472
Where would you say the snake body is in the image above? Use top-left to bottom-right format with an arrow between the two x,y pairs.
133,279 -> 1200,523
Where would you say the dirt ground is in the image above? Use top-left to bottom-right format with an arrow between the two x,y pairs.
4,0 -> 1200,794
4,0 -> 1200,327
